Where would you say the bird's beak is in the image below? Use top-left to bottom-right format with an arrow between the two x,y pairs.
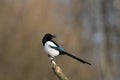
52,35 -> 56,38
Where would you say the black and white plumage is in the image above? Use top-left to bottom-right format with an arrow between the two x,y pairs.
42,33 -> 91,65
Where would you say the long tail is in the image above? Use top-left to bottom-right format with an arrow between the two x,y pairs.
62,51 -> 91,65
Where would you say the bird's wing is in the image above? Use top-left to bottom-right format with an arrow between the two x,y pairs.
49,45 -> 65,52
49,45 -> 91,65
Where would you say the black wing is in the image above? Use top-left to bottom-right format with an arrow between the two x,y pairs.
49,45 -> 91,65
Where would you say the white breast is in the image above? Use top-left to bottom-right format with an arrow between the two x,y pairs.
44,41 -> 59,57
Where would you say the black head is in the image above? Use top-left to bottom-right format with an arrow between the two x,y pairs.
42,33 -> 56,45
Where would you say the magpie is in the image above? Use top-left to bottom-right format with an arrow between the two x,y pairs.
42,33 -> 91,65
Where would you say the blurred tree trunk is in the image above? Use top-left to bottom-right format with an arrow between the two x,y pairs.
93,0 -> 113,80
80,0 -> 120,80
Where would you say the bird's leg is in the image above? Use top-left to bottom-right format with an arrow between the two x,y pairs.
48,55 -> 56,61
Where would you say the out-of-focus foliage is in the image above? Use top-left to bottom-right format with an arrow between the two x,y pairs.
0,0 -> 120,80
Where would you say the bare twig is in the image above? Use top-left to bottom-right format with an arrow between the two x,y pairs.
50,58 -> 68,80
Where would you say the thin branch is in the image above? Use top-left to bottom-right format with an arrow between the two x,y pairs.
50,58 -> 68,80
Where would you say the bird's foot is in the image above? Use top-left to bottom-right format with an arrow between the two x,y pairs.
49,57 -> 56,62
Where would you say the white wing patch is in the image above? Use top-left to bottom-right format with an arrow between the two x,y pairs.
44,41 -> 59,57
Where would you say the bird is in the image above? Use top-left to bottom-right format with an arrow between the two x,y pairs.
42,33 -> 91,65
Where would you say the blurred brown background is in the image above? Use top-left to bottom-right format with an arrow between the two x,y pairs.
0,0 -> 120,80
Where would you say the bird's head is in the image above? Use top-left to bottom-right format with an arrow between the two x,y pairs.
42,33 -> 56,45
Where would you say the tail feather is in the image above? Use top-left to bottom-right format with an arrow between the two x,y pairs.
62,51 -> 91,65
